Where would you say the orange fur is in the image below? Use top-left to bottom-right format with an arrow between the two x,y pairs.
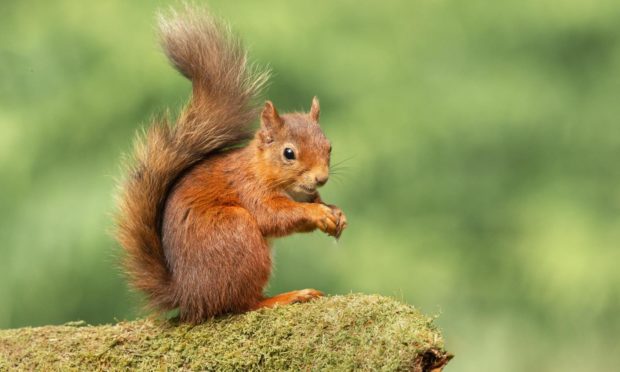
115,5 -> 347,323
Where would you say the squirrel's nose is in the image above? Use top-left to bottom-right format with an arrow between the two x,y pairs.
315,174 -> 329,187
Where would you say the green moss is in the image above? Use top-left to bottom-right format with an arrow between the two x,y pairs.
0,294 -> 452,371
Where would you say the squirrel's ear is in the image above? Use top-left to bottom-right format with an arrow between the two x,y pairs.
259,101 -> 284,143
310,96 -> 320,122
261,101 -> 284,130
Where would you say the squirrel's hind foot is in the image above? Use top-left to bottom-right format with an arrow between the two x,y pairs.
254,289 -> 324,309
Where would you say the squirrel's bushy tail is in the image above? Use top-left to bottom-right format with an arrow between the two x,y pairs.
115,5 -> 269,312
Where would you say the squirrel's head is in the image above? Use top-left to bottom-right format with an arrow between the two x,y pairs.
255,97 -> 331,201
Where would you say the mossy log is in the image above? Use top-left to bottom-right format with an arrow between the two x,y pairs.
0,294 -> 452,371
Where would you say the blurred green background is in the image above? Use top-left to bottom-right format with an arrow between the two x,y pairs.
2,0 -> 619,370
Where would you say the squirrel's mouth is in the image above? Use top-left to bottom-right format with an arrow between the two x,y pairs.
298,184 -> 317,194
285,184 -> 317,202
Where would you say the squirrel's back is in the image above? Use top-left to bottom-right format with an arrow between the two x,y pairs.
115,5 -> 269,312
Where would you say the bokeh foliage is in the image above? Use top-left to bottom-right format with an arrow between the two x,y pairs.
1,1 -> 619,371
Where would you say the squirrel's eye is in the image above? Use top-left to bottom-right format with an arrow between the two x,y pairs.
283,147 -> 296,160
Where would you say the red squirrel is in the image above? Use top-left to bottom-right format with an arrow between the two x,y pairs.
115,6 -> 347,323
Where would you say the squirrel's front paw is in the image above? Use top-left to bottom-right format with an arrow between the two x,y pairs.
309,204 -> 347,238
328,205 -> 348,238
308,204 -> 340,237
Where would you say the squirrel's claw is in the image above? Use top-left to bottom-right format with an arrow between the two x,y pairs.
327,204 -> 347,239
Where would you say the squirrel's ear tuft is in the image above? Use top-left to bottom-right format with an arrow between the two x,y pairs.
310,96 -> 320,122
261,101 -> 283,127
259,101 -> 284,142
